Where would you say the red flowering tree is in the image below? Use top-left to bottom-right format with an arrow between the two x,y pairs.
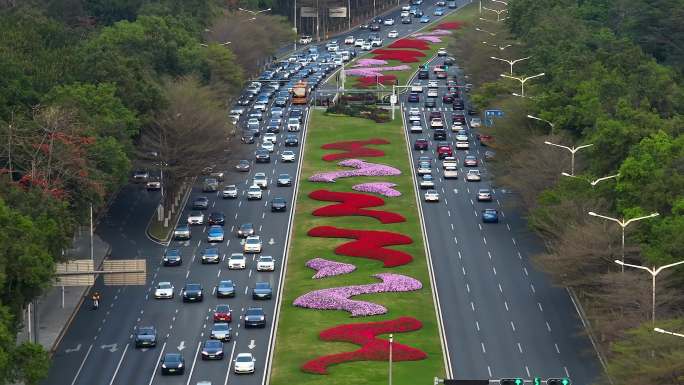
387,39 -> 431,50
309,190 -> 406,224
321,139 -> 390,162
301,316 -> 427,374
307,226 -> 413,267
372,49 -> 426,63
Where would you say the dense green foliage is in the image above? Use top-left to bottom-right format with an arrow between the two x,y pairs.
470,0 -> 684,382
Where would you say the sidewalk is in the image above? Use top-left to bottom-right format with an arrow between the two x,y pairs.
17,227 -> 111,354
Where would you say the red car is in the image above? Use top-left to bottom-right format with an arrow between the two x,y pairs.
437,143 -> 453,159
464,155 -> 479,167
442,94 -> 453,104
429,111 -> 442,120
213,304 -> 232,322
452,114 -> 466,123
476,134 -> 494,146
414,139 -> 429,150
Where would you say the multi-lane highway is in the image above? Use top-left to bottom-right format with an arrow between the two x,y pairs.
42,2 -> 464,385
400,56 -> 601,383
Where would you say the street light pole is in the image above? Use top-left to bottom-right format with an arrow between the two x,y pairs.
500,72 -> 545,98
482,41 -> 512,50
543,141 -> 593,176
614,259 -> 684,325
654,327 -> 684,338
294,0 -> 297,50
491,0 -> 508,5
588,212 -> 660,272
526,114 -> 554,135
388,334 -> 393,385
482,6 -> 508,22
561,172 -> 619,186
491,55 -> 531,75
475,27 -> 496,36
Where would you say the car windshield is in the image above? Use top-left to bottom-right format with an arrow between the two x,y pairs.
216,305 -> 230,312
204,248 -> 219,255
230,254 -> 245,260
158,282 -> 172,289
213,324 -> 229,331
246,308 -> 263,316
255,282 -> 270,289
186,284 -> 201,290
259,256 -> 273,262
219,280 -> 234,287
246,238 -> 260,244
205,340 -> 222,348
165,354 -> 181,363
236,355 -> 252,363
209,227 -> 222,233
139,327 -> 155,335
279,174 -> 290,179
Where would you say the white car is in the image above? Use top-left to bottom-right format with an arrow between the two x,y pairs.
228,253 -> 246,269
427,88 -> 439,98
388,30 -> 398,38
442,157 -> 458,169
466,169 -> 481,181
256,256 -> 275,272
354,38 -> 365,47
428,80 -> 439,88
371,38 -> 383,47
411,83 -> 423,93
146,178 -> 161,190
361,42 -> 373,51
451,122 -> 464,130
424,190 -> 440,202
400,10 -> 410,17
154,281 -> 174,299
263,133 -> 277,143
344,35 -> 355,44
281,150 -> 296,162
243,236 -> 262,253
327,43 -> 338,52
261,141 -> 275,152
409,123 -> 423,133
470,117 -> 482,128
299,35 -> 312,44
287,118 -> 301,132
444,166 -> 458,179
408,113 -> 421,122
253,103 -> 267,111
430,118 -> 444,128
456,141 -> 470,149
384,18 -> 395,25
222,184 -> 238,199
253,173 -> 268,189
234,353 -> 256,374
247,185 -> 262,200
419,175 -> 435,189
417,163 -> 432,175
437,48 -> 448,56
187,212 -> 204,225
456,132 -> 469,141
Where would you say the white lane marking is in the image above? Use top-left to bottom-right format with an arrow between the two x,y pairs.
517,251 -> 523,259
492,266 -> 497,275
447,210 -> 451,216
478,223 -> 482,230
504,301 -> 509,311
107,343 -> 129,385
70,344 -> 94,385
471,302 -> 475,311
222,341 -> 237,385
512,237 -> 517,245
184,341 -> 202,385
523,267 -> 529,276
487,251 -> 492,259
510,321 -> 517,332
506,224 -> 511,231
565,366 -> 570,378
454,237 -> 458,245
546,322 -> 552,332
498,283 -> 503,293
538,302 -> 544,312
488,366 -> 492,378
466,283 -> 470,293
457,251 -> 462,259
530,284 -> 536,294
244,286 -> 249,295
462,267 -> 466,276
481,342 -> 486,354
475,321 -> 480,331
483,236 -> 487,245
517,342 -> 523,353
525,366 -> 531,377
555,343 -> 560,354
147,342 -> 166,385
450,223 -> 454,230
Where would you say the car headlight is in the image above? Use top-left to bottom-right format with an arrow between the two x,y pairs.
202,351 -> 208,355
178,363 -> 183,368
161,364 -> 167,369
259,316 -> 265,320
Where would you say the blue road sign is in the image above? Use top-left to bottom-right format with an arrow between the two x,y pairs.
485,109 -> 504,117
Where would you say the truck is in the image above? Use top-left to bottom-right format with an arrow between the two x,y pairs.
291,81 -> 308,105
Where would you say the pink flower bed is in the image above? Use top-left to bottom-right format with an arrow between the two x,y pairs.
346,65 -> 411,77
293,273 -> 422,317
309,159 -> 401,183
352,182 -> 401,197
413,29 -> 452,36
415,35 -> 443,43
353,58 -> 388,67
306,258 -> 356,279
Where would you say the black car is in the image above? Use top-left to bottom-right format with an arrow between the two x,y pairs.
244,307 -> 266,328
271,197 -> 287,212
216,280 -> 236,297
414,139 -> 428,150
182,283 -> 203,302
237,98 -> 251,106
414,9 -> 424,17
453,100 -> 465,110
237,223 -> 255,238
163,249 -> 182,266
208,212 -> 225,226
402,17 -> 412,24
266,124 -> 280,133
284,134 -> 299,146
252,282 -> 273,299
418,70 -> 429,79
425,98 -> 436,108
255,149 -> 270,163
201,340 -> 224,360
444,56 -> 456,66
373,16 -> 383,23
289,109 -> 304,122
160,353 -> 185,375
241,133 -> 255,144
201,247 -> 220,264
433,129 -> 447,140
408,93 -> 419,103
360,23 -> 369,29
192,196 -> 209,210
135,326 -> 157,348
370,24 -> 381,31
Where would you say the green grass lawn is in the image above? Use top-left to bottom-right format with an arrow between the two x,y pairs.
269,110 -> 445,385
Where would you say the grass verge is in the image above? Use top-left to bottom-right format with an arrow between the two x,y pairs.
269,109 -> 444,385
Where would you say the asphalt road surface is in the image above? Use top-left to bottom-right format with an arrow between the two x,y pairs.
400,56 -> 601,383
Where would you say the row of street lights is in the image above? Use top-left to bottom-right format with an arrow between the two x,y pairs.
480,0 -> 684,348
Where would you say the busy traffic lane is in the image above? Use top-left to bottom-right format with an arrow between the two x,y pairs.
402,54 -> 600,382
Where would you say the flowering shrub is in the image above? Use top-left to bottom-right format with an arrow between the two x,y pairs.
345,65 -> 411,77
432,21 -> 462,30
357,75 -> 397,87
309,159 -> 401,183
387,39 -> 431,50
307,225 -> 413,267
310,189 -> 405,224
321,139 -> 389,162
293,273 -> 422,317
353,58 -> 389,67
415,35 -> 443,43
301,317 -> 427,374
352,182 -> 401,197
372,49 -> 426,63
412,29 -> 452,36
306,258 -> 356,279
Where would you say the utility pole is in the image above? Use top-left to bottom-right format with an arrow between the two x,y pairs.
6,118 -> 12,182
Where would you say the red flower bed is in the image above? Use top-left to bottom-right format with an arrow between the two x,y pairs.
433,21 -> 462,30
321,139 -> 390,162
301,317 -> 427,374
309,190 -> 406,224
372,49 -> 426,63
387,38 -> 431,50
307,226 -> 413,267
357,75 -> 397,87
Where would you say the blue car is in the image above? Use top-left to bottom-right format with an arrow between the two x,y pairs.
420,15 -> 430,23
482,209 -> 499,223
434,8 -> 444,16
207,225 -> 225,243
408,93 -> 420,103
